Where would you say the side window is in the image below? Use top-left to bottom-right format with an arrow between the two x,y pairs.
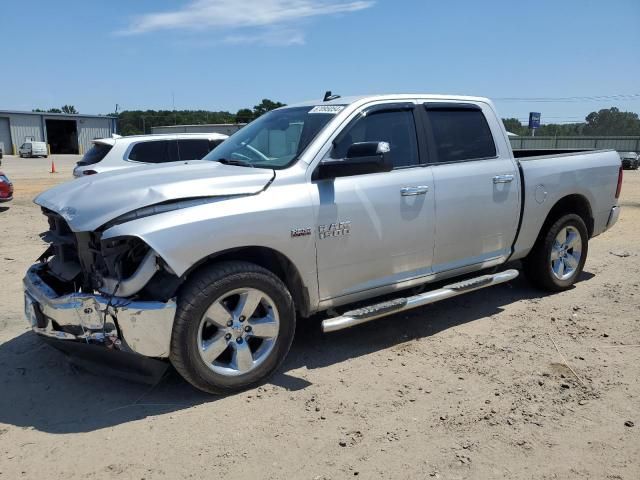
25,143 -> 32,149
128,141 -> 169,163
331,110 -> 419,168
208,139 -> 224,152
177,139 -> 210,161
167,141 -> 179,163
426,108 -> 496,163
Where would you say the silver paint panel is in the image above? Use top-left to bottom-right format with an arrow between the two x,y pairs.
35,160 -> 274,232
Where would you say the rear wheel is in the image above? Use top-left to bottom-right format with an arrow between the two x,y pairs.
170,261 -> 296,395
524,214 -> 588,291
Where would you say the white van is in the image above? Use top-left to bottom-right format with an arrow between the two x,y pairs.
19,141 -> 48,158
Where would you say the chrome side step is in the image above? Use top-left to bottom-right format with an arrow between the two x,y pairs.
321,269 -> 519,333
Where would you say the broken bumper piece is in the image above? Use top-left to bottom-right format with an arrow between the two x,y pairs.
23,263 -> 176,358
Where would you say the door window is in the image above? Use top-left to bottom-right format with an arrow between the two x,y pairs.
330,109 -> 420,168
177,139 -> 211,161
425,107 -> 496,163
128,141 -> 171,163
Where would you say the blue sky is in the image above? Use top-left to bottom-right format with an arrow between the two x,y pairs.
1,0 -> 639,124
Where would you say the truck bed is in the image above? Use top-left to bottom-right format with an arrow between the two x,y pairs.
511,149 -> 621,260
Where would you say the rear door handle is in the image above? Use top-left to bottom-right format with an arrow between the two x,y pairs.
493,174 -> 515,184
401,186 -> 429,196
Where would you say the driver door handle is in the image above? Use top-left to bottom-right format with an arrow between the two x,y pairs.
401,186 -> 429,196
493,174 -> 515,184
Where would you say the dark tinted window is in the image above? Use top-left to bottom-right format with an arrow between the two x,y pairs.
427,108 -> 496,162
209,139 -> 224,151
78,143 -> 112,166
177,139 -> 210,161
129,141 -> 174,163
331,110 -> 419,168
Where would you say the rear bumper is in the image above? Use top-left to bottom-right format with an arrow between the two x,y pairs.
606,206 -> 620,230
23,263 -> 176,358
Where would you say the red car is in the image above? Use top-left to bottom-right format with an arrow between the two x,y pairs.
0,171 -> 13,202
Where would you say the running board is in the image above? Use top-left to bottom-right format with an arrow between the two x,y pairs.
321,269 -> 519,333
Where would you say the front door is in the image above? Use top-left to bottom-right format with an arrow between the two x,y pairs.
421,102 -> 521,273
313,104 -> 436,301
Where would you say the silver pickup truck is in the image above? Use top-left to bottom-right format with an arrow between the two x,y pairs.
24,94 -> 623,394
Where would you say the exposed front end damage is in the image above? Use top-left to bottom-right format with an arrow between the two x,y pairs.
24,208 -> 178,358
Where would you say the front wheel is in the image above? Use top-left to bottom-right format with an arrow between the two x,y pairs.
170,261 -> 296,395
524,214 -> 589,291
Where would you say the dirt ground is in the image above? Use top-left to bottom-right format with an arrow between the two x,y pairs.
0,155 -> 638,479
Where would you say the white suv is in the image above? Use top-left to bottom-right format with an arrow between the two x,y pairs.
73,133 -> 228,177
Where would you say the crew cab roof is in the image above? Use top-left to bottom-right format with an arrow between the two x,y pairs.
286,93 -> 493,109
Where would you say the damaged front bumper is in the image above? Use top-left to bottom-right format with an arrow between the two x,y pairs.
23,263 -> 176,358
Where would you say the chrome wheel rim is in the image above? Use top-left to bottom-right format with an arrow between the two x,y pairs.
550,226 -> 582,281
197,288 -> 280,377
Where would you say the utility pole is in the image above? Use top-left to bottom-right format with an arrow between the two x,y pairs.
172,91 -> 177,125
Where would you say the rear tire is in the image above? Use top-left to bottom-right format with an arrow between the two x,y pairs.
523,214 -> 588,292
170,261 -> 296,395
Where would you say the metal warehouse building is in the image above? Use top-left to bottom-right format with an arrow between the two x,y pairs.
0,110 -> 116,155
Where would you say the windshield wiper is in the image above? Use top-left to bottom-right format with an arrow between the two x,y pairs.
216,158 -> 254,168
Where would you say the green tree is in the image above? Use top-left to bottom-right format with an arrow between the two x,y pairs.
253,99 -> 285,117
61,105 -> 78,114
235,108 -> 254,123
583,107 -> 640,135
47,108 -> 62,113
502,118 -> 526,136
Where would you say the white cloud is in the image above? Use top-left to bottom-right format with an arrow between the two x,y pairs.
120,0 -> 374,45
223,28 -> 306,46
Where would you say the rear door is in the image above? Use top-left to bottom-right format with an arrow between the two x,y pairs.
313,103 -> 436,301
420,102 -> 520,273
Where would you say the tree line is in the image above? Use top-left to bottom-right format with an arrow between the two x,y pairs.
32,102 -> 640,137
110,99 -> 285,136
503,107 -> 640,136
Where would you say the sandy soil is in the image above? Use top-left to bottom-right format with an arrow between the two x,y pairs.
0,155 -> 638,479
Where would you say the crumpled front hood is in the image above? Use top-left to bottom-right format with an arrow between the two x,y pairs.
35,161 -> 275,232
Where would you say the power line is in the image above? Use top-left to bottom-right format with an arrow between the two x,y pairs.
494,93 -> 640,103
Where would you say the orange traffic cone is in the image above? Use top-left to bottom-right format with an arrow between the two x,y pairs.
50,160 -> 57,174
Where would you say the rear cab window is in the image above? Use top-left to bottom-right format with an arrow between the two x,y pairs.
424,104 -> 496,163
78,143 -> 112,166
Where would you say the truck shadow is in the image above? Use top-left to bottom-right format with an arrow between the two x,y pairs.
0,271 -> 594,434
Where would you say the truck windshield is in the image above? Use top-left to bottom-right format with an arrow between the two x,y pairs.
203,106 -> 343,169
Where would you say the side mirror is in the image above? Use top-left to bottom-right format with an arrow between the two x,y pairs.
314,141 -> 393,180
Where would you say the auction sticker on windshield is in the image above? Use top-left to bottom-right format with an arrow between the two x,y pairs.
309,106 -> 345,114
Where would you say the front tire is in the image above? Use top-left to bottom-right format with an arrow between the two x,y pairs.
170,261 -> 296,395
524,214 -> 588,291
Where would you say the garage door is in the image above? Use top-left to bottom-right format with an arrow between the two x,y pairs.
0,117 -> 11,154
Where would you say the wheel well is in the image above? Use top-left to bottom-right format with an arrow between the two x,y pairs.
183,246 -> 311,318
541,194 -> 594,238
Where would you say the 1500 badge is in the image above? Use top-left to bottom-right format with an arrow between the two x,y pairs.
319,221 -> 352,239
291,228 -> 312,238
